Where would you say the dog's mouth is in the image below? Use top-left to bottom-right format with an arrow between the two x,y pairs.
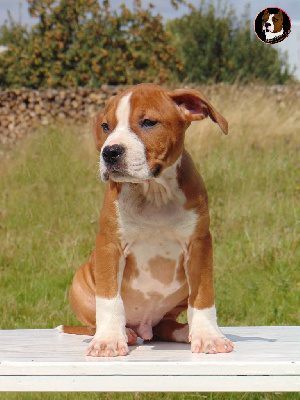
102,166 -> 127,182
104,171 -> 149,183
102,167 -> 148,183
102,164 -> 162,183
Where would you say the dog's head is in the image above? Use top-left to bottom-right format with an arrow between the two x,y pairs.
262,9 -> 283,34
92,84 -> 228,183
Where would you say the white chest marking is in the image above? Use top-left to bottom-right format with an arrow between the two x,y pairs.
115,159 -> 198,304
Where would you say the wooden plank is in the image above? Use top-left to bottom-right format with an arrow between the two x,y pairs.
0,327 -> 299,392
0,375 -> 299,392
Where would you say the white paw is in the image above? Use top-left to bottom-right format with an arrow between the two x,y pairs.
187,305 -> 234,354
190,333 -> 234,354
87,335 -> 128,357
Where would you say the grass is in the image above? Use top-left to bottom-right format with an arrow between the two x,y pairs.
0,85 -> 299,399
0,393 -> 298,400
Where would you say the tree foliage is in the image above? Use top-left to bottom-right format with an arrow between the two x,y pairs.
167,0 -> 292,84
0,0 -> 182,88
0,0 -> 293,88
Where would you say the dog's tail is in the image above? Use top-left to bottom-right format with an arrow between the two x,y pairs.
56,325 -> 95,336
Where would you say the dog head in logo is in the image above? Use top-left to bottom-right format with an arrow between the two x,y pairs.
262,9 -> 283,40
262,9 -> 283,35
254,8 -> 291,44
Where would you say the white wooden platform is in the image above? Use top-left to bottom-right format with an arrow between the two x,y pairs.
0,326 -> 299,392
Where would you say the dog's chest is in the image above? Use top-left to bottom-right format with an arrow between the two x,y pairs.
116,180 -> 197,258
115,181 -> 197,326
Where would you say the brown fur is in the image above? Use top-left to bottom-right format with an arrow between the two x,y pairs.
63,84 -> 232,355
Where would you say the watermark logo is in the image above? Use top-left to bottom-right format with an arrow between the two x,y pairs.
254,8 -> 291,44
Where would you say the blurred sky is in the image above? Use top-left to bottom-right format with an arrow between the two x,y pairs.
1,0 -> 300,79
1,0 -> 299,26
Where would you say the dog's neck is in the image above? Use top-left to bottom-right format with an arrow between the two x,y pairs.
141,157 -> 183,208
118,155 -> 183,210
265,29 -> 283,40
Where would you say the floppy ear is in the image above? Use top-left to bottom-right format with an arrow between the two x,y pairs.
92,108 -> 105,152
169,88 -> 228,135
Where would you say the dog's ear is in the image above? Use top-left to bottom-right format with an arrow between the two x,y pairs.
169,89 -> 228,134
92,108 -> 105,152
263,9 -> 269,17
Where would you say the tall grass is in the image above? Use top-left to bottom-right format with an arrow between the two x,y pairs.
0,85 -> 299,400
185,85 -> 299,327
0,126 -> 103,329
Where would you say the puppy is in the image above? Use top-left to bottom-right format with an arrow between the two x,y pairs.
61,84 -> 234,357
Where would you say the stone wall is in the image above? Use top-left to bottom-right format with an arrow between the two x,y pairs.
1,84 -> 299,146
0,85 -> 124,145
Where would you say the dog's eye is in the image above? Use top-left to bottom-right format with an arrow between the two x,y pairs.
273,18 -> 278,22
262,18 -> 267,22
141,119 -> 159,129
101,123 -> 110,133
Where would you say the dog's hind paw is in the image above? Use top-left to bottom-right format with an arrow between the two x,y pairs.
126,327 -> 138,345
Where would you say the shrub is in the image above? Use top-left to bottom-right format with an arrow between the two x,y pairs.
0,0 -> 183,88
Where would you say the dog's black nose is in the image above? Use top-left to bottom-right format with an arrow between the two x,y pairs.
265,22 -> 271,27
102,145 -> 125,165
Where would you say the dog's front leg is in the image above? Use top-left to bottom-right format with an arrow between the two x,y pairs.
186,233 -> 234,354
87,234 -> 128,357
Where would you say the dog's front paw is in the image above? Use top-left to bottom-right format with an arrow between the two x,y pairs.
188,305 -> 234,354
87,335 -> 128,357
190,333 -> 234,354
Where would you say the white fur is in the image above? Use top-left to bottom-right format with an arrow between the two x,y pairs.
265,28 -> 283,40
55,325 -> 63,333
112,159 -> 198,333
100,92 -> 151,182
94,251 -> 127,341
173,324 -> 189,343
264,14 -> 275,32
141,156 -> 183,208
188,305 -> 224,338
94,295 -> 127,340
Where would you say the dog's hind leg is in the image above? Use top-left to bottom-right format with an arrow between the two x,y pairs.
60,261 -> 138,344
152,319 -> 189,343
152,298 -> 189,343
59,325 -> 137,344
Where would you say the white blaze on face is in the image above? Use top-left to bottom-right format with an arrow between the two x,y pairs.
267,14 -> 275,32
263,14 -> 277,35
100,92 -> 151,182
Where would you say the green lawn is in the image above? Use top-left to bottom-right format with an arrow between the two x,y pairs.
0,86 -> 299,399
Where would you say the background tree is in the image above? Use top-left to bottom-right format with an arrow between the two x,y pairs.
0,0 -> 182,88
0,0 -> 293,88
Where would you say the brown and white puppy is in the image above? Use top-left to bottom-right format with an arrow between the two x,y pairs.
61,83 -> 234,357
